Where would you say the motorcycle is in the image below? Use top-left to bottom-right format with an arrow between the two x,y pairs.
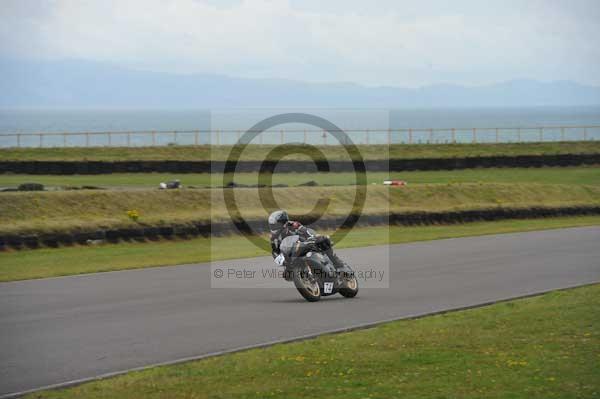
275,233 -> 359,302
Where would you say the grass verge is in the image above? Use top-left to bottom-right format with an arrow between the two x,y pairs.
1,166 -> 600,188
2,183 -> 600,234
2,141 -> 600,161
1,216 -> 599,282
26,283 -> 600,399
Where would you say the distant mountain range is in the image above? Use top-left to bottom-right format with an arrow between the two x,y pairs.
2,58 -> 600,107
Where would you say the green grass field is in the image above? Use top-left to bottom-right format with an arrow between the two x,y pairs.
2,141 -> 600,161
2,183 -> 600,235
27,283 -> 600,399
2,216 -> 599,282
2,166 -> 600,188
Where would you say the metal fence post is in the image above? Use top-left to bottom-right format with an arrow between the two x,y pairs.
194,130 -> 199,146
387,129 -> 391,145
408,128 -> 413,144
472,128 -> 477,143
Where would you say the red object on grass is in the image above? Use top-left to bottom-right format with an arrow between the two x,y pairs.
383,180 -> 407,186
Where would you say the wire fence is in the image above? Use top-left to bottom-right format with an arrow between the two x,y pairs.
1,125 -> 599,148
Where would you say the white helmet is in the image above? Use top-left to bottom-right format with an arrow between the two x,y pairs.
268,210 -> 289,234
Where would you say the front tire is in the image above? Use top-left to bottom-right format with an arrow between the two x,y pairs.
293,267 -> 321,302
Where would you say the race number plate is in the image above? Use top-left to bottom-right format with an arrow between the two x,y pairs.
324,282 -> 334,294
274,253 -> 285,266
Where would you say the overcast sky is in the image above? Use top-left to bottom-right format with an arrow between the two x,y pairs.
1,0 -> 599,87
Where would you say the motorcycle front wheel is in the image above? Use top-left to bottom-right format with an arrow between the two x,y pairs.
293,266 -> 321,302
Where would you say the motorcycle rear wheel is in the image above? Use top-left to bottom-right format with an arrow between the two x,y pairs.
339,275 -> 359,298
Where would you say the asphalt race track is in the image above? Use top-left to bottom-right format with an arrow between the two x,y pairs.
1,227 -> 599,397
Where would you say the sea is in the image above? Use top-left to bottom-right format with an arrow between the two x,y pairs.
1,106 -> 599,147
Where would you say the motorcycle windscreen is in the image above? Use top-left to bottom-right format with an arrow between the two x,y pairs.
279,235 -> 300,258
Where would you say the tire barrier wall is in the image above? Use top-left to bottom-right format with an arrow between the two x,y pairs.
1,153 -> 600,174
2,205 -> 599,251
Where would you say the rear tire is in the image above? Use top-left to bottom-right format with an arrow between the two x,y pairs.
293,267 -> 321,302
339,274 -> 359,298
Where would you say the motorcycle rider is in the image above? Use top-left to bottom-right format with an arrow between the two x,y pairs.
268,210 -> 349,276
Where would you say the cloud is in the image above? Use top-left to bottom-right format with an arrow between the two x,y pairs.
1,0 -> 599,86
